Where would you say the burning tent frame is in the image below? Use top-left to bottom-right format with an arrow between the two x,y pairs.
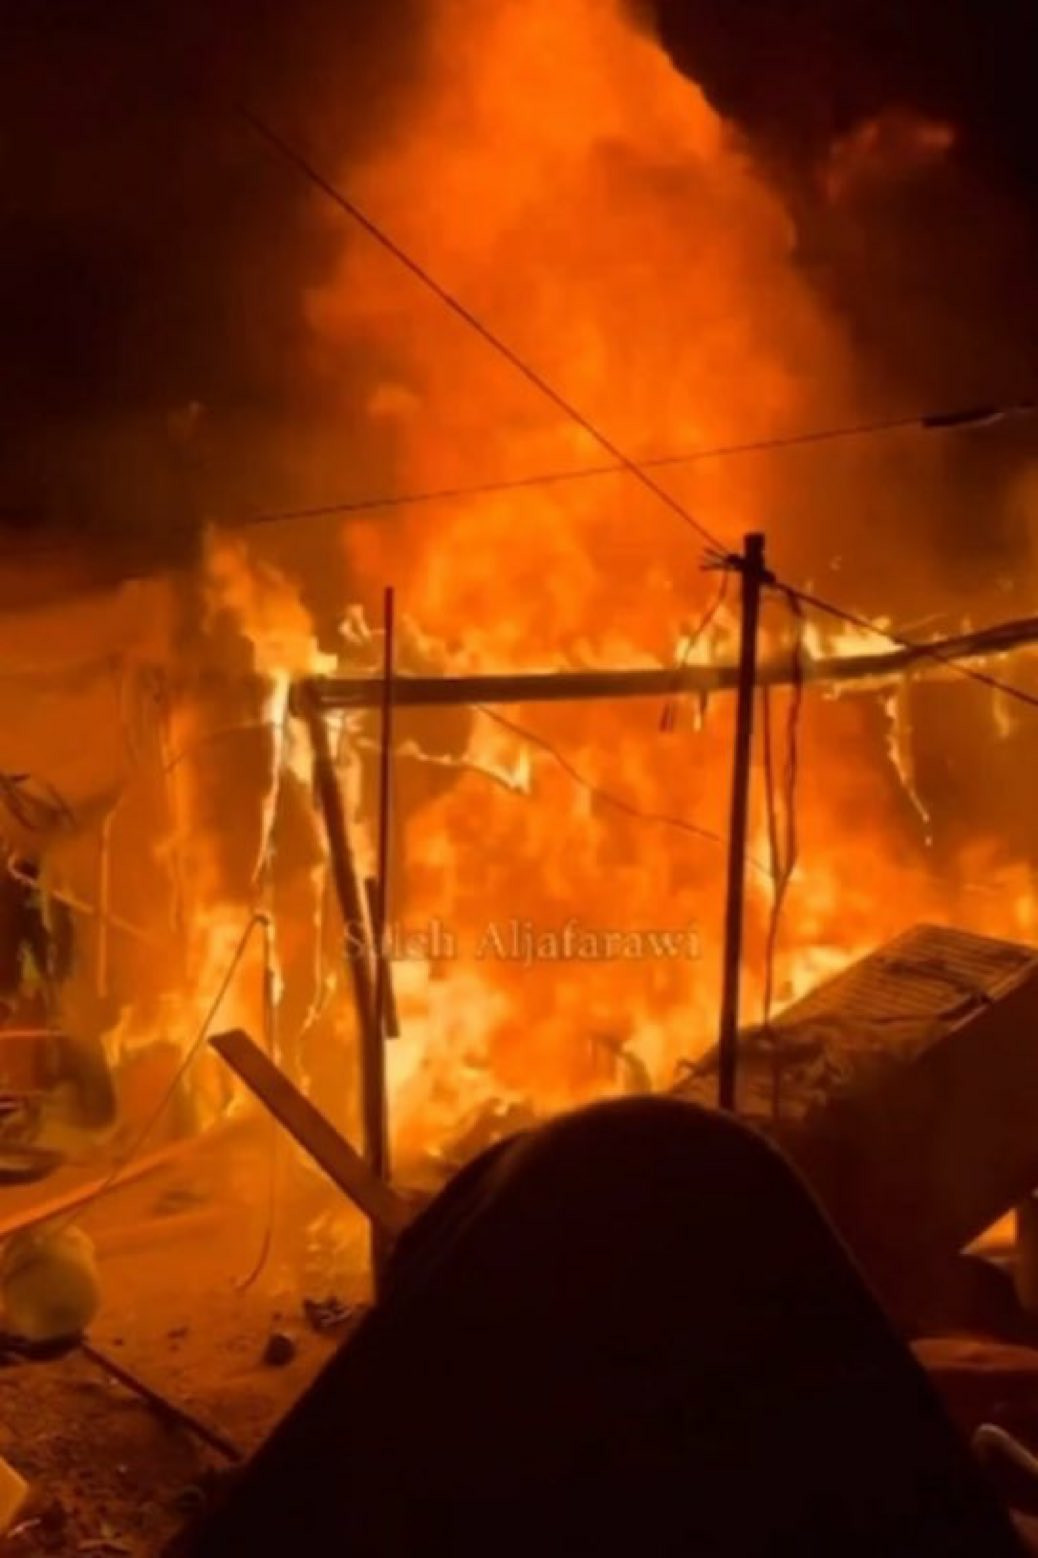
206,581 -> 1038,1292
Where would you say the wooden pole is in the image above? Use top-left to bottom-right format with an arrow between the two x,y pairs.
209,1029 -> 411,1238
371,588 -> 395,1169
368,589 -> 396,1287
298,692 -> 382,1157
299,685 -> 392,1294
718,534 -> 768,1111
364,879 -> 400,1038
79,1338 -> 244,1464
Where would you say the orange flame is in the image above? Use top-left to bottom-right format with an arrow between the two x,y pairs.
95,1 -> 1031,1173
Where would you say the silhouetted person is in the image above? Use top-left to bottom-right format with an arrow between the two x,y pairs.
176,1097 -> 1024,1556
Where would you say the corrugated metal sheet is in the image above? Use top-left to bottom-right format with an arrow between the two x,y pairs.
774,924 -> 1036,1029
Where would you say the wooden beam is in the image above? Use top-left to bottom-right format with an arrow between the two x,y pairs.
0,1130 -> 227,1242
297,687 -> 384,1163
295,615 -> 1038,712
79,1338 -> 244,1464
209,1028 -> 412,1238
718,534 -> 768,1111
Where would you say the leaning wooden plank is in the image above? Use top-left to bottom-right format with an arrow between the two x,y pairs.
209,1029 -> 411,1238
80,1337 -> 243,1463
296,688 -> 385,1177
297,613 -> 1038,711
0,1133 -> 216,1243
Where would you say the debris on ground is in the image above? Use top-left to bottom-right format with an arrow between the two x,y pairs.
302,1296 -> 354,1336
260,1333 -> 296,1369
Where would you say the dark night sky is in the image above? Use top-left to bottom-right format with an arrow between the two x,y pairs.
2,0 -> 1036,582
658,0 -> 1038,397
659,0 -> 1038,182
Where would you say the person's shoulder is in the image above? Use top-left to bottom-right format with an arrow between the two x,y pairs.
1012,1511 -> 1038,1554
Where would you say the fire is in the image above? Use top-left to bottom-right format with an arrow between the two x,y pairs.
297,0 -> 950,1158
24,0 -> 1036,1191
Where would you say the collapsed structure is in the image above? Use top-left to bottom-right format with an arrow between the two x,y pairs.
678,923 -> 1038,1329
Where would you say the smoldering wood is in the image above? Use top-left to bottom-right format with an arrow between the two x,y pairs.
208,1028 -> 412,1238
675,923 -> 1038,1325
296,613 -> 1038,711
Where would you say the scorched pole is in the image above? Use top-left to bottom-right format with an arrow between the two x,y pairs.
717,533 -> 770,1111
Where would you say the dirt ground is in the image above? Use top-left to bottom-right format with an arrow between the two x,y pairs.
0,1121 -> 369,1556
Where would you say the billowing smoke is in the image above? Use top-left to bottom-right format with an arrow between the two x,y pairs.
6,0 -> 1035,615
653,0 -> 1038,600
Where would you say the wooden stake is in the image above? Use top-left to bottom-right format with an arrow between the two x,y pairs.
365,588 -> 397,1287
718,534 -> 769,1112
79,1338 -> 244,1464
298,690 -> 383,1163
371,588 -> 395,1178
209,1029 -> 411,1238
364,878 -> 400,1038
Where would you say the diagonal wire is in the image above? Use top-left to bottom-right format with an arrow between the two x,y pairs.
236,105 -> 725,553
3,403 -> 1034,553
240,401 -> 1038,529
786,584 -> 1038,712
660,572 -> 730,732
476,702 -> 771,877
54,912 -> 266,1235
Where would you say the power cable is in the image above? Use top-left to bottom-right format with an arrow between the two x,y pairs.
786,584 -> 1038,713
660,572 -> 730,732
236,105 -> 725,552
3,403 -> 1035,559
476,702 -> 771,877
240,401 -> 1038,529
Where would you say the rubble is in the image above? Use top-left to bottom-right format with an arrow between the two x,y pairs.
677,924 -> 1038,1325
260,1333 -> 297,1368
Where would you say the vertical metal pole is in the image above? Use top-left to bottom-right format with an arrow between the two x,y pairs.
300,701 -> 378,1065
372,589 -> 396,1071
369,589 -> 396,1285
364,879 -> 400,1038
718,533 -> 767,1112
